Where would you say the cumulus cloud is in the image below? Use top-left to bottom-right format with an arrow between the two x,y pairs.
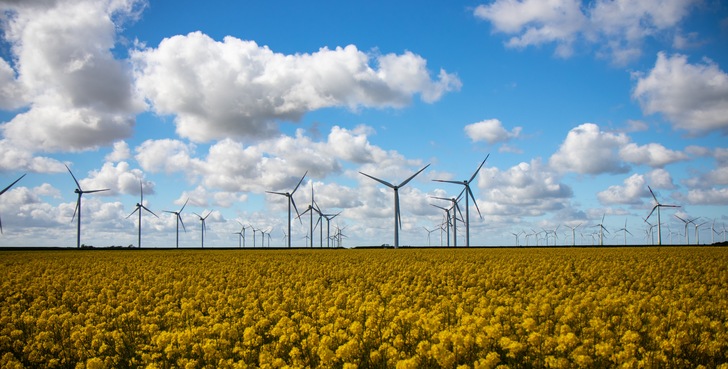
597,173 -> 649,205
686,188 -> 728,205
464,119 -> 522,144
549,123 -> 631,175
79,161 -> 154,196
619,142 -> 687,168
633,53 -> 728,136
477,159 -> 573,216
0,140 -> 66,172
474,0 -> 697,63
105,141 -> 131,162
0,0 -> 146,152
131,32 -> 461,142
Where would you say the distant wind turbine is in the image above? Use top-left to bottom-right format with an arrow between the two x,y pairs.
432,195 -> 464,247
322,212 -> 341,248
510,231 -> 521,247
431,204 -> 451,247
616,218 -> 633,245
126,179 -> 158,248
675,215 -> 697,244
266,171 -> 307,248
595,214 -> 609,246
66,164 -> 109,248
423,226 -> 438,246
233,221 -> 246,247
567,223 -> 581,246
360,164 -> 430,248
164,198 -> 188,248
298,183 -> 323,248
0,173 -> 26,234
433,155 -> 488,247
645,186 -> 679,245
193,211 -> 211,248
694,220 -> 708,245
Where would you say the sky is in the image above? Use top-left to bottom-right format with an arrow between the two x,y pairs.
0,0 -> 727,248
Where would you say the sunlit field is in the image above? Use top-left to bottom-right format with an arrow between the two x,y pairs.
1,247 -> 727,368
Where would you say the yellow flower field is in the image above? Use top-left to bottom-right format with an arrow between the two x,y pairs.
1,247 -> 727,368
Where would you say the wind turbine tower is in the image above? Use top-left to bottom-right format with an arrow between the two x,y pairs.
359,164 -> 430,248
433,155 -> 488,247
164,198 -> 188,248
65,165 -> 109,248
126,179 -> 158,248
194,211 -> 211,248
645,186 -> 679,245
267,171 -> 307,248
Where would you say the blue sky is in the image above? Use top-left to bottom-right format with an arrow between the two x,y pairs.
1,0 -> 727,247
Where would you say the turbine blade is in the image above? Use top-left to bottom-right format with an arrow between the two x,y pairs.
142,206 -> 159,217
645,205 -> 657,221
126,207 -> 140,219
179,215 -> 186,232
359,171 -> 394,188
84,189 -> 110,194
467,186 -> 482,218
266,191 -> 287,196
468,154 -> 489,183
433,179 -> 463,185
647,186 -> 659,204
0,173 -> 26,196
65,164 -> 81,189
180,198 -> 189,213
71,196 -> 80,223
203,211 -> 211,220
292,171 -> 308,195
291,198 -> 302,223
399,164 -> 430,187
139,179 -> 144,203
431,204 -> 448,212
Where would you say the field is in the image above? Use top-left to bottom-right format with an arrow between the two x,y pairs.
1,247 -> 727,369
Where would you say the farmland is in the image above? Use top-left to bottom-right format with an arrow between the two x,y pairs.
1,247 -> 727,368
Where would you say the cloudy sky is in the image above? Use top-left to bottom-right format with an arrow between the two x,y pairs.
1,0 -> 727,248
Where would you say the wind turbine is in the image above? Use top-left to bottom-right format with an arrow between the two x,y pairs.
432,195 -> 464,247
510,232 -> 520,247
298,183 -> 323,248
616,218 -> 633,246
250,225 -> 258,248
0,173 -> 26,234
694,220 -> 708,245
266,171 -> 307,248
430,204 -> 450,247
423,226 -> 438,246
645,186 -> 679,245
433,155 -> 488,247
193,211 -> 211,248
675,215 -> 697,244
567,223 -> 581,246
65,164 -> 109,248
126,179 -> 158,248
164,198 -> 188,248
359,164 -> 430,248
233,221 -> 246,247
322,212 -> 341,248
595,214 -> 609,246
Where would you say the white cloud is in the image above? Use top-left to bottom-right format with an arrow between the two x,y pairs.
131,32 -> 461,142
0,58 -> 25,110
597,173 -> 648,205
0,0 -> 146,152
633,53 -> 728,136
619,142 -> 687,168
105,141 -> 131,162
0,140 -> 66,172
477,159 -> 573,216
464,119 -> 522,144
646,168 -> 675,189
686,188 -> 728,205
474,0 -> 698,63
79,161 -> 154,196
549,123 -> 631,175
